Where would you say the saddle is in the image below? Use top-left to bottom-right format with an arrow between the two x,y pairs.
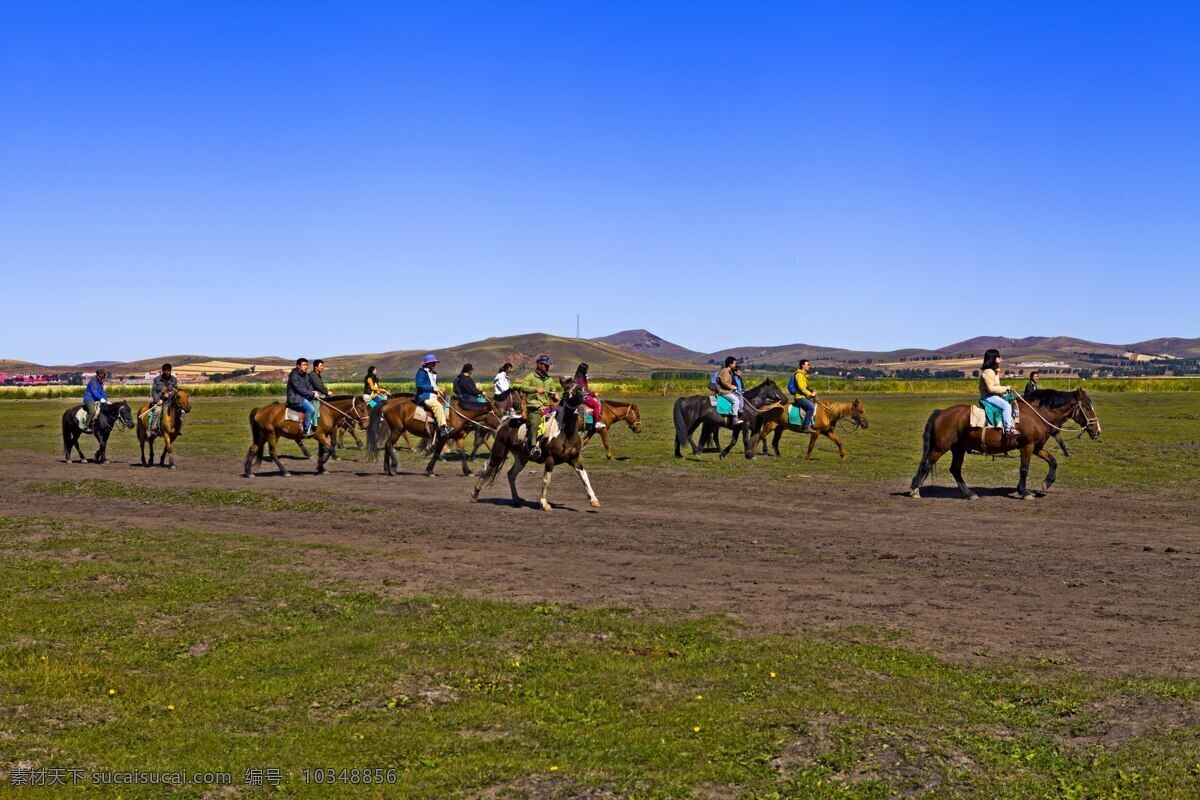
284,406 -> 318,425
970,393 -> 1019,430
411,401 -> 450,424
74,407 -> 90,431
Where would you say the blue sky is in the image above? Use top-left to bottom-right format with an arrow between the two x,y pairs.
2,2 -> 1197,364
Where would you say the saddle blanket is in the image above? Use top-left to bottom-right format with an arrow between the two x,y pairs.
74,408 -> 89,429
284,407 -> 318,424
969,404 -> 1002,430
412,402 -> 450,424
709,395 -> 736,416
788,405 -> 805,427
514,411 -> 560,444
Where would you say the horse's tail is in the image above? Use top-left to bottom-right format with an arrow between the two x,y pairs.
918,409 -> 940,468
248,407 -> 262,444
61,408 -> 74,456
365,403 -> 388,461
479,428 -> 509,489
672,397 -> 688,451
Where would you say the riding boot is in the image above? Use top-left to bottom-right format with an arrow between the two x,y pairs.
526,419 -> 541,458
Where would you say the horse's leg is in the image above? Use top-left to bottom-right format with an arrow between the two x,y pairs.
599,427 -> 614,460
539,460 -> 555,512
243,438 -> 261,477
909,448 -> 946,498
1037,447 -> 1058,492
139,432 -> 148,466
269,434 -> 289,476
75,435 -> 87,462
948,444 -> 975,500
348,426 -> 364,449
456,435 -> 471,476
805,431 -> 818,460
1055,434 -> 1070,457
94,431 -> 106,464
686,417 -> 704,457
1016,444 -> 1035,499
507,456 -> 525,506
315,431 -> 332,474
718,420 -> 738,459
572,457 -> 600,508
296,439 -> 312,460
424,433 -> 446,477
771,426 -> 783,457
826,431 -> 846,460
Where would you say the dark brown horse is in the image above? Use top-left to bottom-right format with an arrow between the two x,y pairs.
421,389 -> 526,462
672,380 -> 788,459
754,399 -> 869,459
136,388 -> 192,468
424,397 -> 505,475
471,381 -> 599,511
244,395 -> 369,477
366,394 -> 501,476
580,399 -> 642,460
909,389 -> 1101,500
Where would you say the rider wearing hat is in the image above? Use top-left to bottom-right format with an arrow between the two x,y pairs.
517,354 -> 558,458
415,354 -> 452,439
83,368 -> 110,432
148,363 -> 180,434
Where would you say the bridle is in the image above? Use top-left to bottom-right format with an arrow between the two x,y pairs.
1014,394 -> 1101,438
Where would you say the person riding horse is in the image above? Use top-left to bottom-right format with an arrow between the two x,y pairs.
979,349 -> 1019,441
453,364 -> 487,409
308,358 -> 331,401
148,363 -> 180,435
493,362 -> 514,398
415,354 -> 452,440
517,354 -> 558,458
573,363 -> 604,434
286,358 -> 317,437
790,359 -> 817,434
83,368 -> 110,432
712,356 -> 741,426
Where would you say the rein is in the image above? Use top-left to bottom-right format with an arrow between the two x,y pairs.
1013,394 -> 1099,435
450,402 -> 500,434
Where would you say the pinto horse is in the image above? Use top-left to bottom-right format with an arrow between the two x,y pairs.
61,401 -> 135,464
909,388 -> 1101,500
244,395 -> 369,477
136,388 -> 192,468
672,380 -> 787,459
580,399 -> 642,460
754,399 -> 869,460
471,381 -> 599,511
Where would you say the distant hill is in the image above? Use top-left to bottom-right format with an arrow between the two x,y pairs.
8,331 -> 1198,380
592,330 -> 705,363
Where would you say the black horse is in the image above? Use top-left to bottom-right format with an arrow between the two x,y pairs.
672,380 -> 787,459
61,401 -> 135,464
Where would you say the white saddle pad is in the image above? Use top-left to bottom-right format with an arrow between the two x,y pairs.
75,408 -> 89,429
413,405 -> 428,423
969,406 -> 1003,430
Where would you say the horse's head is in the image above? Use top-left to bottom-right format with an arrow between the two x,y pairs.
561,381 -> 584,408
116,401 -> 135,428
850,398 -> 869,429
175,389 -> 192,414
760,379 -> 787,406
352,396 -> 372,428
626,403 -> 643,433
1073,389 -> 1101,440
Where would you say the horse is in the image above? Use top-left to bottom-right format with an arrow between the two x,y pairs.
753,399 -> 869,459
422,397 -> 506,475
366,394 -> 493,477
471,381 -> 599,511
136,388 -> 192,468
672,380 -> 788,459
421,389 -> 526,465
61,401 -> 135,464
243,395 -> 370,477
909,388 -> 1101,500
580,399 -> 643,460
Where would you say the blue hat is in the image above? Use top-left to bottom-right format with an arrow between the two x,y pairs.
423,354 -> 439,365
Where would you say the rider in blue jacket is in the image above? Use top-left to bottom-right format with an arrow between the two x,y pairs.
83,369 -> 110,430
286,358 -> 317,435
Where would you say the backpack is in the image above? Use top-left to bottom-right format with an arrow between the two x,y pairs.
708,368 -> 721,393
787,372 -> 798,394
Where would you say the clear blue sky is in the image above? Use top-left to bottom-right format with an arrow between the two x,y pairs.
2,2 -> 1197,364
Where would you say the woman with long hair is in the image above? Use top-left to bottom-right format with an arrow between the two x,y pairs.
978,349 -> 1017,436
573,362 -> 604,431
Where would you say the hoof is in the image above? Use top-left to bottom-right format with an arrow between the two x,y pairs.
909,488 -> 921,498
1041,482 -> 1053,492
470,493 -> 480,503
1020,493 -> 1035,501
540,502 -> 552,512
244,472 -> 254,479
280,472 -> 291,478
590,499 -> 601,508
967,493 -> 980,501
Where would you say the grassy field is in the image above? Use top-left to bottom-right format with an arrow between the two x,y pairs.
4,514 -> 1200,798
1,392 -> 1196,490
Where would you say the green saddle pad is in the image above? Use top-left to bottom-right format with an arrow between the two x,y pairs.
713,395 -> 735,415
979,401 -> 1005,427
584,411 -> 594,425
788,405 -> 803,426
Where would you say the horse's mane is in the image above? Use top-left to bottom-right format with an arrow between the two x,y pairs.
1025,388 -> 1076,409
324,394 -> 354,402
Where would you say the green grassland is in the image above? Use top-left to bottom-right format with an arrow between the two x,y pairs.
4,515 -> 1200,798
1,392 -> 1196,491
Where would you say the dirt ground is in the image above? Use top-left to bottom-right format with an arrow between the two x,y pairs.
3,450 -> 1198,678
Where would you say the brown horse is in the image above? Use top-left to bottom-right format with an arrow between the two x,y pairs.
754,399 -> 869,459
423,390 -> 526,464
580,399 -> 642,460
136,388 -> 192,468
244,395 -> 369,477
471,381 -> 599,511
366,395 -> 500,476
424,397 -> 506,475
909,388 -> 1101,500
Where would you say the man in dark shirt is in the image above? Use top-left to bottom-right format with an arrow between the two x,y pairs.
286,358 -> 317,435
308,359 -> 331,399
1023,370 -> 1040,398
149,363 -> 180,434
